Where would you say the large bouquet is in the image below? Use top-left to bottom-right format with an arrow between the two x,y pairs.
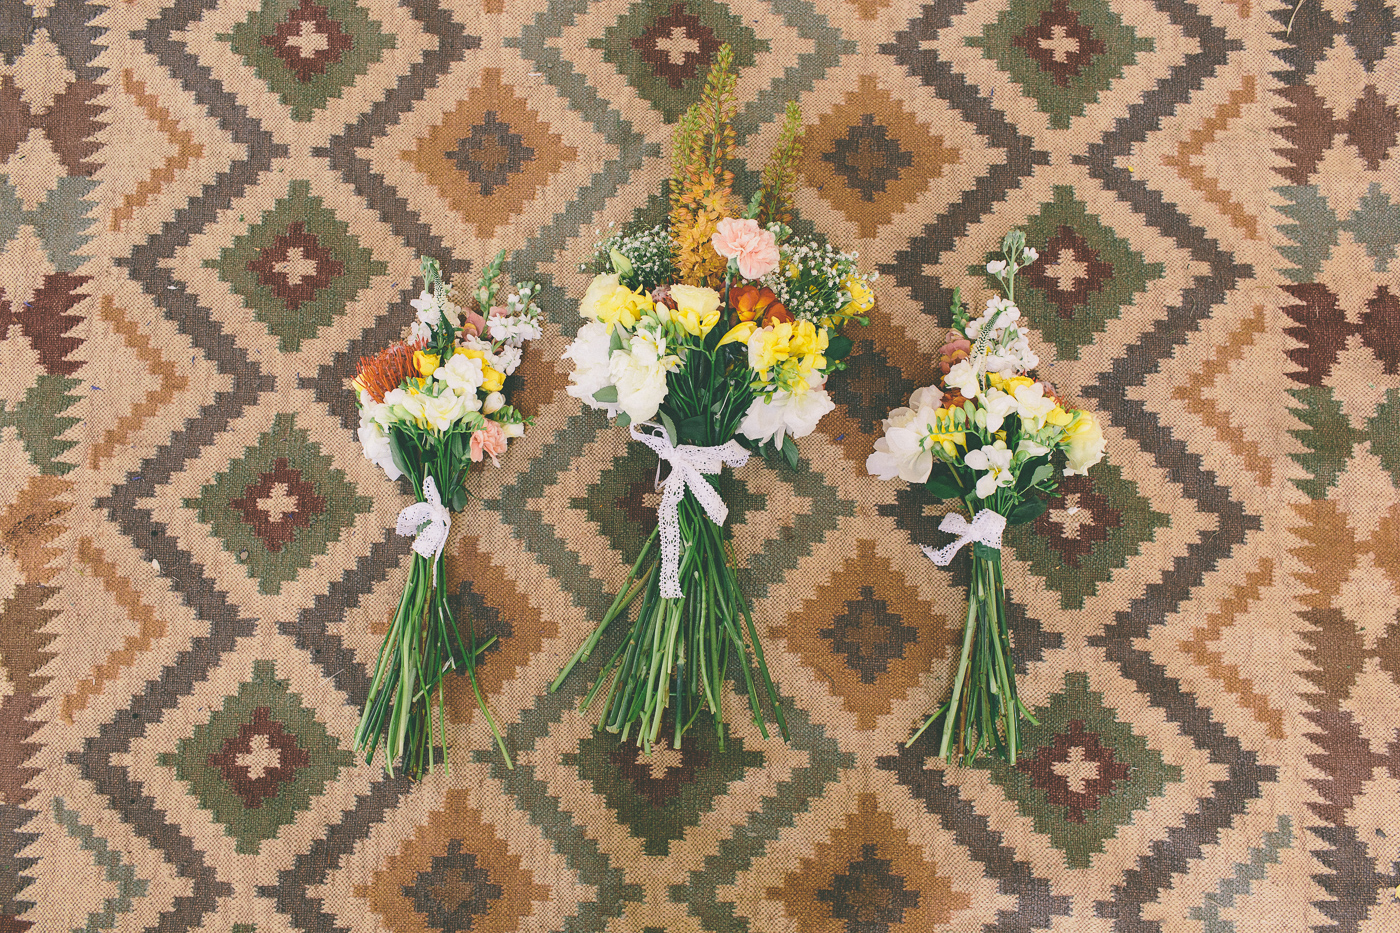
867,231 -> 1106,764
552,46 -> 874,752
352,253 -> 541,777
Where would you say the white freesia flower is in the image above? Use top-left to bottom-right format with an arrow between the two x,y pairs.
433,352 -> 485,399
964,441 -> 1014,499
1018,437 -> 1051,458
482,391 -> 505,414
421,391 -> 469,431
1012,382 -> 1057,432
740,372 -> 835,446
563,321 -> 620,416
981,387 -> 1018,433
502,421 -> 525,439
357,418 -> 403,480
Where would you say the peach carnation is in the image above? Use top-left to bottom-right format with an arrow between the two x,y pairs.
711,218 -> 780,281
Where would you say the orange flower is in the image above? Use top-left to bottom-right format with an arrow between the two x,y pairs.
730,284 -> 791,326
356,339 -> 424,404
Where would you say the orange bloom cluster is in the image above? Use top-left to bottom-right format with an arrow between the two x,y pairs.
355,339 -> 424,404
731,285 -> 792,326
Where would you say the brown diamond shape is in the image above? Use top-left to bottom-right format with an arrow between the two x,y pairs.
633,4 -> 721,90
770,540 -> 951,729
401,69 -> 578,239
260,0 -> 354,84
1033,473 -> 1121,568
801,76 -> 960,239
206,706 -> 311,809
1021,224 -> 1114,320
1017,719 -> 1131,824
611,732 -> 710,807
244,222 -> 344,313
1012,0 -> 1106,87
228,458 -> 327,553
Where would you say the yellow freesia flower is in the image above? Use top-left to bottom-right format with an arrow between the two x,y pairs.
669,284 -> 722,337
718,320 -> 757,347
1046,406 -> 1072,426
579,272 -> 653,332
748,321 -> 794,374
480,365 -> 505,393
925,409 -> 966,457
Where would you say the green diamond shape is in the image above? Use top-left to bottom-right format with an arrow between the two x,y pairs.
156,661 -> 354,854
221,0 -> 394,122
571,452 -> 766,564
185,412 -> 371,595
562,723 -> 763,856
1005,460 -> 1167,611
978,186 -> 1164,361
968,0 -> 1153,129
205,180 -> 386,351
590,0 -> 769,123
976,672 -> 1182,869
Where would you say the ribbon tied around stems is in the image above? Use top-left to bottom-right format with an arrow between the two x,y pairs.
629,423 -> 750,599
922,509 -> 1007,567
396,475 -> 452,560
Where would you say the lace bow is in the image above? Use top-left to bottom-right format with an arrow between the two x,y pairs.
921,509 -> 1007,566
396,475 -> 452,559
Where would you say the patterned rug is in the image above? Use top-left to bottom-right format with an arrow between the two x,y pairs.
2,0 -> 1398,929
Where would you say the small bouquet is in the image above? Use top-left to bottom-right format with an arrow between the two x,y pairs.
352,253 -> 541,777
867,231 -> 1106,765
552,45 -> 874,752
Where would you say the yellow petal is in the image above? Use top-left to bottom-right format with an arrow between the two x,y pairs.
717,321 -> 757,347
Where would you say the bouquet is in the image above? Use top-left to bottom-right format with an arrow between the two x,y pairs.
867,231 -> 1106,764
352,253 -> 541,777
551,45 -> 874,752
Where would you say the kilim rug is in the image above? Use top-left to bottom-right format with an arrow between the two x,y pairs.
2,0 -> 1397,928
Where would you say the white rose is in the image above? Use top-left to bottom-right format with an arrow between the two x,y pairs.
420,391 -> 468,431
609,335 -> 670,424
563,321 -> 620,416
433,352 -> 485,400
357,419 -> 403,481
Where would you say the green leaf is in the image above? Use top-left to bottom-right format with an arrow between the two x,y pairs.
388,428 -> 414,482
1006,498 -> 1048,525
449,485 -> 468,512
1015,455 -> 1051,493
615,411 -> 631,427
593,385 -> 619,404
826,334 -> 853,361
609,325 -> 624,355
659,411 -> 678,447
781,434 -> 799,470
678,415 -> 708,445
925,477 -> 962,500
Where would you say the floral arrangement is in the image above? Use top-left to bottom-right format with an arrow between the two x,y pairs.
867,231 -> 1106,765
352,253 -> 541,777
552,45 -> 874,752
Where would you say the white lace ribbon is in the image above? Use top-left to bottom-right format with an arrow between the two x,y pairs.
396,475 -> 452,560
921,509 -> 1007,566
629,423 -> 750,599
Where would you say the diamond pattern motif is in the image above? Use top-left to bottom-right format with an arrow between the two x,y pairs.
6,0 -> 1381,928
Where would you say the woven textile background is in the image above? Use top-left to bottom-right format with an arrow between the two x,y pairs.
2,0 -> 1398,928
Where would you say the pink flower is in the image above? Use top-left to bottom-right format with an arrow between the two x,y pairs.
711,218 -> 780,281
460,307 -> 487,336
469,420 -> 508,466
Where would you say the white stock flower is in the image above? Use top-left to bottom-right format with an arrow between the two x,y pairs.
411,290 -> 441,328
1022,246 -> 1039,263
964,441 -> 1014,499
563,321 -> 620,416
986,259 -> 1007,275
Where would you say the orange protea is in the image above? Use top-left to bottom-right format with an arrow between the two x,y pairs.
730,285 -> 790,326
355,339 -> 425,404
937,335 -> 972,375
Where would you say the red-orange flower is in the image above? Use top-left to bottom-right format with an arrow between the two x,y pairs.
730,284 -> 791,326
355,339 -> 424,403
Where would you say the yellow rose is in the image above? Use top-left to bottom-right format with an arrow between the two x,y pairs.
480,365 -> 505,393
669,284 -> 721,337
413,350 -> 439,377
1062,411 -> 1106,476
